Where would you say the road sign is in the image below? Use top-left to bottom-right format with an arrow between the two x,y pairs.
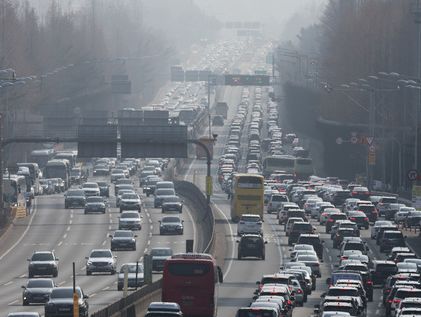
368,151 -> 376,165
351,136 -> 358,144
408,169 -> 419,181
206,176 -> 213,196
336,137 -> 343,145
366,136 -> 374,145
120,125 -> 187,158
77,125 -> 117,158
224,74 -> 270,86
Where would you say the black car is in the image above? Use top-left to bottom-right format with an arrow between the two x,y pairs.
110,230 -> 137,251
237,234 -> 267,260
64,189 -> 86,209
288,222 -> 315,246
376,225 -> 399,245
97,181 -> 110,197
161,195 -> 183,213
84,196 -> 106,214
143,177 -> 162,197
45,287 -> 89,317
331,190 -> 351,206
370,260 -> 398,285
22,278 -> 55,305
151,247 -> 173,272
379,230 -> 406,253
27,251 -> 59,278
348,211 -> 369,229
159,216 -> 184,235
296,234 -> 324,260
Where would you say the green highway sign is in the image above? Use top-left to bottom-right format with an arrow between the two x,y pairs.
224,74 -> 270,86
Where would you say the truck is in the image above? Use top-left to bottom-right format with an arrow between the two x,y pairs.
196,137 -> 214,160
215,102 -> 228,119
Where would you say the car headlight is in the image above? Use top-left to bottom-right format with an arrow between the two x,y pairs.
87,261 -> 92,265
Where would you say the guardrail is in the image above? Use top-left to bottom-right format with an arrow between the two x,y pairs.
90,180 -> 215,317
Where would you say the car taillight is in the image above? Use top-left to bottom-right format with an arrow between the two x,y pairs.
387,299 -> 393,303
364,217 -> 369,221
385,289 -> 390,293
352,191 -> 357,195
297,289 -> 303,294
393,299 -> 401,304
328,218 -> 334,222
322,213 -> 327,216
366,280 -> 373,285
239,221 -> 245,224
341,256 -> 348,260
350,217 -> 356,221
287,300 -> 292,305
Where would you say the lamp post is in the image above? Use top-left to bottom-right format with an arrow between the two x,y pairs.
412,0 -> 421,173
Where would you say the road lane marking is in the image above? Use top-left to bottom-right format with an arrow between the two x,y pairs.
66,226 -> 70,232
102,286 -> 110,291
69,220 -> 72,225
144,248 -> 148,253
58,281 -> 66,286
58,241 -> 63,247
63,234 -> 67,239
212,203 -> 234,280
8,299 -> 18,305
19,274 -> 25,278
102,240 -> 106,246
0,199 -> 39,261
90,293 -> 97,297
4,281 -> 13,286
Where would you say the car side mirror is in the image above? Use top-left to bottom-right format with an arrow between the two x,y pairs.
334,264 -> 339,268
314,304 -> 320,309
84,295 -> 89,299
236,240 -> 239,243
55,258 -> 59,261
217,266 -> 223,283
321,240 -> 325,243
21,286 -> 26,289
326,278 -> 331,285
252,295 -> 258,300
264,241 -> 268,244
109,234 -> 113,238
134,235 -> 138,238
85,257 -> 89,260
27,259 -> 31,261
321,292 -> 326,298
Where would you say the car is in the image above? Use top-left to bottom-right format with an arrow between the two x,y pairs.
85,249 -> 117,275
377,196 -> 398,217
395,207 -> 414,224
356,203 -> 378,222
93,164 -> 109,176
296,234 -> 324,260
96,181 -> 110,197
379,230 -> 406,253
288,222 -> 315,246
84,196 -> 106,214
110,230 -> 137,251
154,188 -> 176,208
119,211 -> 142,230
159,216 -> 184,235
7,312 -> 41,317
22,278 -> 55,305
347,211 -> 369,229
296,254 -> 321,277
119,192 -> 141,212
151,247 -> 173,272
44,286 -> 89,317
289,244 -> 315,259
27,251 -> 59,278
384,203 -> 406,220
161,195 -> 183,213
237,234 -> 267,260
325,212 -> 348,233
145,302 -> 183,317
116,189 -> 135,207
267,194 -> 289,214
81,182 -> 100,196
64,189 -> 86,209
333,228 -> 358,249
371,220 -> 394,239
143,176 -> 162,196
350,186 -> 370,200
237,214 -> 263,236
117,262 -> 144,290
285,217 -> 304,236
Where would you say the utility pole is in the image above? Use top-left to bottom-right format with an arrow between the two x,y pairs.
207,75 -> 212,139
412,0 -> 421,173
0,113 -> 3,222
368,89 -> 375,191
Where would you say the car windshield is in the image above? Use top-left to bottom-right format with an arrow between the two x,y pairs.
97,182 -> 107,187
297,255 -> 318,262
32,253 -> 54,261
121,213 -> 139,219
90,250 -> 112,258
151,248 -> 172,256
328,288 -> 358,296
114,231 -> 132,238
51,288 -> 81,299
385,232 -> 404,239
67,190 -> 84,196
27,279 -> 54,288
83,183 -> 98,188
241,215 -> 261,222
157,189 -> 175,196
162,217 -> 180,223
87,197 -> 103,203
343,265 -> 367,272
120,264 -> 144,273
292,223 -> 312,230
122,194 -> 138,200
163,196 -> 181,203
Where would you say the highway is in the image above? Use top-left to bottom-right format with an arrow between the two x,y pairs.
0,173 -> 197,315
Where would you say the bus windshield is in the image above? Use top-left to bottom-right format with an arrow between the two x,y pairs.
237,176 -> 263,189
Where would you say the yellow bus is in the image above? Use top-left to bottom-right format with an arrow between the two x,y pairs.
230,173 -> 264,222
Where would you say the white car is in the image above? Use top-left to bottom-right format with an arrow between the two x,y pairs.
371,220 -> 393,239
237,214 -> 263,236
86,249 -> 117,275
267,194 -> 288,214
81,182 -> 100,196
395,207 -> 415,224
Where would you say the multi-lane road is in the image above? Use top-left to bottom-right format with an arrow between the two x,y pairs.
0,173 -> 197,315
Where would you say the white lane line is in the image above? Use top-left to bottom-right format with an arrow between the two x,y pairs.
0,199 -> 39,261
149,225 -> 153,230
70,214 -> 73,219
4,281 -> 13,286
66,226 -> 70,232
102,240 -> 106,246
148,219 -> 152,224
212,203 -> 234,280
8,299 -> 18,305
63,233 -> 67,239
58,241 -> 63,247
185,202 -> 197,252
144,248 -> 148,253
102,286 -> 110,291
19,274 -> 25,278
109,225 -> 112,230
147,240 -> 151,246
110,219 -> 113,224
69,220 -> 73,225
90,293 -> 97,297
378,302 -> 382,307
375,309 -> 379,315
58,281 -> 66,286
80,266 -> 86,271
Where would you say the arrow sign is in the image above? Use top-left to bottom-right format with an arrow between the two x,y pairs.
408,169 -> 419,181
366,136 -> 374,145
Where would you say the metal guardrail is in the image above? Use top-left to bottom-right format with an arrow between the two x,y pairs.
90,181 -> 215,317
